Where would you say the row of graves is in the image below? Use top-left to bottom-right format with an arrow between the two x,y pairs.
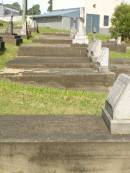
0,7 -> 130,173
0,8 -> 116,92
0,16 -> 39,51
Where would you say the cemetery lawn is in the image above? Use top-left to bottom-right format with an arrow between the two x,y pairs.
39,27 -> 69,34
110,50 -> 130,59
88,33 -> 110,42
0,44 -> 18,69
0,80 -> 106,116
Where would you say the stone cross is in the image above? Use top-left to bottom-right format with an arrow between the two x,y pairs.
102,73 -> 130,134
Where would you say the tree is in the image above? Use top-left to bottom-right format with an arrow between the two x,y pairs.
12,2 -> 21,11
5,2 -> 21,11
27,4 -> 41,15
110,3 -> 130,41
48,0 -> 53,12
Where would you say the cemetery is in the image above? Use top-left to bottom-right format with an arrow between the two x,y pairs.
0,0 -> 130,173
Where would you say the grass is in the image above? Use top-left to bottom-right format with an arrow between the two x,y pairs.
88,33 -> 111,42
110,50 -> 130,59
0,80 -> 106,116
0,44 -> 18,69
39,26 -> 69,34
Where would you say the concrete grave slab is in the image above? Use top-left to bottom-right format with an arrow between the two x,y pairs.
0,115 -> 130,173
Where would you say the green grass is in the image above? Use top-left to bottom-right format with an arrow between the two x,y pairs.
0,44 -> 18,69
39,26 -> 69,34
88,33 -> 111,42
110,50 -> 130,59
0,80 -> 106,116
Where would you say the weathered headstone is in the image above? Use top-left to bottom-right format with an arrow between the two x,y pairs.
6,15 -> 14,35
90,40 -> 102,62
0,37 -> 5,51
117,36 -> 122,45
97,47 -> 109,72
102,73 -> 130,134
20,20 -> 29,38
72,7 -> 89,44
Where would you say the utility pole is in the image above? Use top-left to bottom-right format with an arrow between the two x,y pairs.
22,0 -> 27,23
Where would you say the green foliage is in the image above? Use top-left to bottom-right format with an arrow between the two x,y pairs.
28,4 -> 41,15
5,2 -> 21,11
48,0 -> 53,12
110,3 -> 130,40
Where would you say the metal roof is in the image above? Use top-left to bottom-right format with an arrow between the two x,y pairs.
32,8 -> 80,19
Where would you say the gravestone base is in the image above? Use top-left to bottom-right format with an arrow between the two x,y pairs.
102,108 -> 130,134
72,34 -> 89,45
98,66 -> 109,73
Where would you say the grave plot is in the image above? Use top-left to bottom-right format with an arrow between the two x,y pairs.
0,115 -> 130,173
33,34 -> 72,44
110,58 -> 130,76
1,33 -> 23,46
0,34 -> 115,92
0,16 -> 23,46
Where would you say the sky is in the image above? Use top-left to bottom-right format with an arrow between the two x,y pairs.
1,0 -> 130,13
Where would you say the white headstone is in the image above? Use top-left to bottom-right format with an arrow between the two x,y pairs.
20,22 -> 27,36
97,47 -> 109,72
117,36 -> 122,45
90,40 -> 102,62
102,74 -> 130,134
72,7 -> 89,45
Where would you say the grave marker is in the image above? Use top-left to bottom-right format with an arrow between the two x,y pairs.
72,7 -> 89,44
90,40 -> 102,62
102,74 -> 130,134
97,47 -> 109,72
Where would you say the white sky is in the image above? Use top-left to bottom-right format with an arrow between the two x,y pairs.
1,0 -> 130,13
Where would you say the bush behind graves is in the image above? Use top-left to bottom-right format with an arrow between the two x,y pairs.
110,3 -> 130,41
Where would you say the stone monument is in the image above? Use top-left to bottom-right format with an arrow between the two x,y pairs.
97,47 -> 109,72
102,73 -> 130,134
90,40 -> 102,62
72,7 -> 89,44
6,15 -> 14,35
117,36 -> 122,45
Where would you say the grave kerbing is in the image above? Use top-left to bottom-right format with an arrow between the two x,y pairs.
102,73 -> 130,134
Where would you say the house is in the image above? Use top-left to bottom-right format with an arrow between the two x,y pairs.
0,4 -> 20,16
32,0 -> 123,34
32,8 -> 80,31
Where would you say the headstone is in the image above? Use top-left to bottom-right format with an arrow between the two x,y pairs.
117,36 -> 122,45
6,15 -> 13,35
102,74 -> 130,134
0,37 -> 5,51
70,18 -> 77,39
21,21 -> 28,38
90,40 -> 102,62
97,47 -> 109,72
72,7 -> 89,44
